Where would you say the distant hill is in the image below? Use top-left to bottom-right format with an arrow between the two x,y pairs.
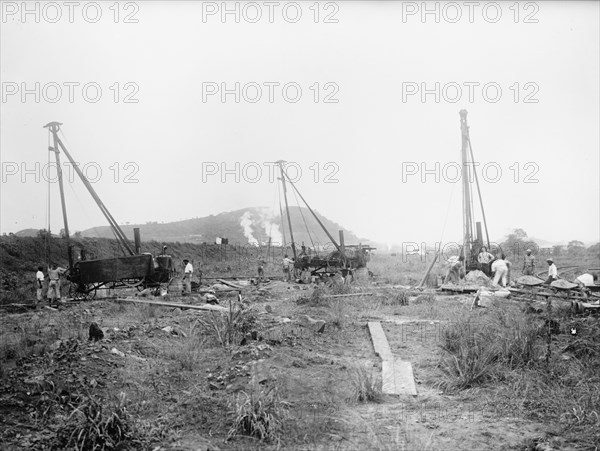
77,207 -> 371,248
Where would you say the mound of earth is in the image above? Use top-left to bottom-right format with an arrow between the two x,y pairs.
465,270 -> 490,286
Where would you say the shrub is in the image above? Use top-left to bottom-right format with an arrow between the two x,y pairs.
438,318 -> 499,389
349,364 -> 382,403
330,300 -> 347,329
383,290 -> 409,306
197,297 -> 258,347
56,393 -> 142,450
228,385 -> 289,443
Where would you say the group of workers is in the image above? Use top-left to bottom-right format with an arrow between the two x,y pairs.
35,247 -> 596,300
33,264 -> 68,304
445,246 -> 597,289
178,253 -> 298,295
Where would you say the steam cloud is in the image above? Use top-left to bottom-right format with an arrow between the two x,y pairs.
239,209 -> 284,246
257,208 -> 283,245
240,211 -> 259,246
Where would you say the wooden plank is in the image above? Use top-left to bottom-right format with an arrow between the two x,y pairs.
115,298 -> 228,312
440,284 -> 479,293
324,293 -> 373,298
368,322 -> 393,360
382,358 -> 418,396
368,322 -> 418,396
216,279 -> 244,290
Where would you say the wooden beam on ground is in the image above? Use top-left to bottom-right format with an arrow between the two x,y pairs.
439,284 -> 479,293
382,358 -> 418,396
368,322 -> 393,360
216,279 -> 244,290
0,303 -> 36,310
367,322 -> 417,396
115,298 -> 228,312
323,293 -> 373,298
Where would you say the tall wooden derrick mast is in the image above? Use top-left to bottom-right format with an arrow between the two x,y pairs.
459,110 -> 491,271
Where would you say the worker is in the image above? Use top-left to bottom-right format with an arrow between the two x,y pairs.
491,254 -> 509,287
544,258 -> 558,284
341,265 -> 354,284
47,264 -> 67,303
182,259 -> 193,294
522,249 -> 536,275
282,254 -> 295,281
477,247 -> 495,276
257,259 -> 265,282
35,266 -> 45,303
445,255 -> 464,284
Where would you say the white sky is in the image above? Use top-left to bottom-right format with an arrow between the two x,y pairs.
1,1 -> 599,247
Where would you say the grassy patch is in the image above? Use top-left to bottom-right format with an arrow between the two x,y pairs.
228,384 -> 290,443
55,393 -> 145,450
349,364 -> 383,403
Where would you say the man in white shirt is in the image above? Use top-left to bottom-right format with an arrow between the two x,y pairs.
491,254 -> 509,287
544,258 -> 558,284
477,247 -> 495,276
35,266 -> 45,302
182,259 -> 193,294
282,255 -> 295,281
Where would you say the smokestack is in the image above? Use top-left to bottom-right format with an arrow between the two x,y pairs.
133,228 -> 141,254
339,230 -> 345,254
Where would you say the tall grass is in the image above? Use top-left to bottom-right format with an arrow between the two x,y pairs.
197,297 -> 257,347
56,393 -> 143,450
228,384 -> 289,443
349,364 -> 383,403
438,308 -> 540,390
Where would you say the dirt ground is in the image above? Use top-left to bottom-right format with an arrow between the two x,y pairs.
0,273 -> 595,450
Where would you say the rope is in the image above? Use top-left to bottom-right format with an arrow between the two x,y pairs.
277,182 -> 287,248
46,130 -> 51,266
439,181 -> 456,244
291,186 -> 316,250
268,183 -> 277,241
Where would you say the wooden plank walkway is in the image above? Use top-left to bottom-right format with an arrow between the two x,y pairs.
368,322 -> 418,396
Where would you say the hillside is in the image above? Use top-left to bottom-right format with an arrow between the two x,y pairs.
78,207 -> 371,248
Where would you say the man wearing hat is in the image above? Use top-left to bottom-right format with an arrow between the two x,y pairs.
522,249 -> 536,275
182,259 -> 193,294
544,258 -> 558,284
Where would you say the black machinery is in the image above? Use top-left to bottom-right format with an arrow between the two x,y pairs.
276,161 -> 374,277
44,122 -> 174,299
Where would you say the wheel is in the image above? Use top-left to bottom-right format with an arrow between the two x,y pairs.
68,282 -> 96,301
68,282 -> 85,301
